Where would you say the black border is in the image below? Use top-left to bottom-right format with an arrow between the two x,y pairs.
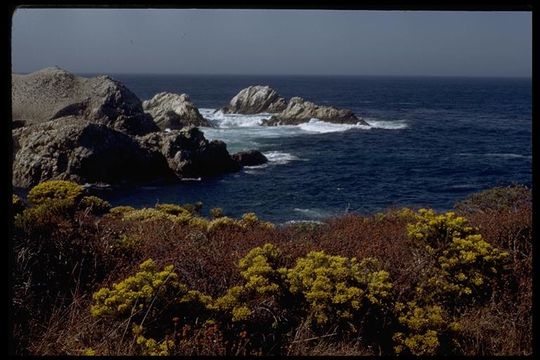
6,1 -> 535,357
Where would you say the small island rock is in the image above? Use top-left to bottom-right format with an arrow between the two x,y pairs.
221,85 -> 287,114
232,150 -> 268,166
143,92 -> 212,130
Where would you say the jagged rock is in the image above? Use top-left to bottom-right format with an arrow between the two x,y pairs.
12,117 -> 169,188
221,85 -> 287,114
136,126 -> 241,179
232,150 -> 268,167
12,67 -> 158,135
143,92 -> 212,129
263,97 -> 368,126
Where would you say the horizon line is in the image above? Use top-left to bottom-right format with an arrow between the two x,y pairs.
14,69 -> 531,79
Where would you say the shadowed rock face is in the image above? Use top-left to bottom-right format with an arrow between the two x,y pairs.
143,92 -> 212,129
263,97 -> 368,126
221,85 -> 287,114
136,126 -> 241,179
232,150 -> 268,167
12,67 -> 159,135
12,119 -> 241,188
12,117 -> 169,188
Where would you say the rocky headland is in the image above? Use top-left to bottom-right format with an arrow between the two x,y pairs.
11,68 -> 254,188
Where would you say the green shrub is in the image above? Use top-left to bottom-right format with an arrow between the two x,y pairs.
210,207 -> 225,219
122,208 -> 179,223
155,203 -> 191,217
12,194 -> 25,214
14,199 -> 76,232
108,205 -> 136,216
207,216 -> 243,233
27,180 -> 85,206
79,196 -> 111,215
455,185 -> 531,214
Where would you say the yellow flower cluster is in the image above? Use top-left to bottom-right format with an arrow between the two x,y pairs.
393,301 -> 459,355
91,260 -> 212,317
407,209 -> 508,302
286,251 -> 392,326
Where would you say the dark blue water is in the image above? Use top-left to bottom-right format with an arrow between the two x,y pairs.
97,75 -> 532,223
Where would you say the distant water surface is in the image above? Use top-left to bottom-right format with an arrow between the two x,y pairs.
90,75 -> 531,223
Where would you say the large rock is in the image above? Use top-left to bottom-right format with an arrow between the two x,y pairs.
12,117 -> 169,188
221,85 -> 287,114
12,67 -> 158,135
232,150 -> 268,167
143,92 -> 212,130
263,97 -> 368,126
136,126 -> 241,179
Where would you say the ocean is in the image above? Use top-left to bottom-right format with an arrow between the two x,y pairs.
96,75 -> 532,223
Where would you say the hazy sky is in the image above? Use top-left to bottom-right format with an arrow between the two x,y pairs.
11,9 -> 532,77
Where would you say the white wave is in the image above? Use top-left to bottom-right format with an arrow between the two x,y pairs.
364,118 -> 409,130
201,108 -> 407,133
297,118 -> 371,133
457,153 -> 531,159
293,207 -> 333,219
200,108 -> 274,128
263,151 -> 303,164
283,219 -> 326,225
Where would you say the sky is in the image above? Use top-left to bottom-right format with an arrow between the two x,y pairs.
11,9 -> 532,77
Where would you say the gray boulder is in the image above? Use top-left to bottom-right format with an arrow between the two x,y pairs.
232,150 -> 268,167
143,92 -> 212,129
12,67 -> 158,135
221,85 -> 287,114
136,126 -> 241,179
263,97 -> 368,126
12,117 -> 169,188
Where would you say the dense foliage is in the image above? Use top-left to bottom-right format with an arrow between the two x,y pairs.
10,182 -> 532,356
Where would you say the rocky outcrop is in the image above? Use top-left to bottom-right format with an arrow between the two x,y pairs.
12,67 -> 158,135
232,150 -> 268,167
12,119 -> 241,188
221,85 -> 287,114
136,126 -> 240,179
263,97 -> 368,126
143,92 -> 212,130
12,117 -> 169,188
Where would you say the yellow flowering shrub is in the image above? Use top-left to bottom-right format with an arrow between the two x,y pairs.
286,251 -> 392,327
27,180 -> 85,206
239,243 -> 286,296
135,333 -> 175,356
91,259 -> 210,320
407,209 -> 508,303
212,244 -> 288,322
393,301 -> 460,355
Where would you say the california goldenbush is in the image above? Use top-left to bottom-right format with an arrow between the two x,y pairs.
11,182 -> 530,356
